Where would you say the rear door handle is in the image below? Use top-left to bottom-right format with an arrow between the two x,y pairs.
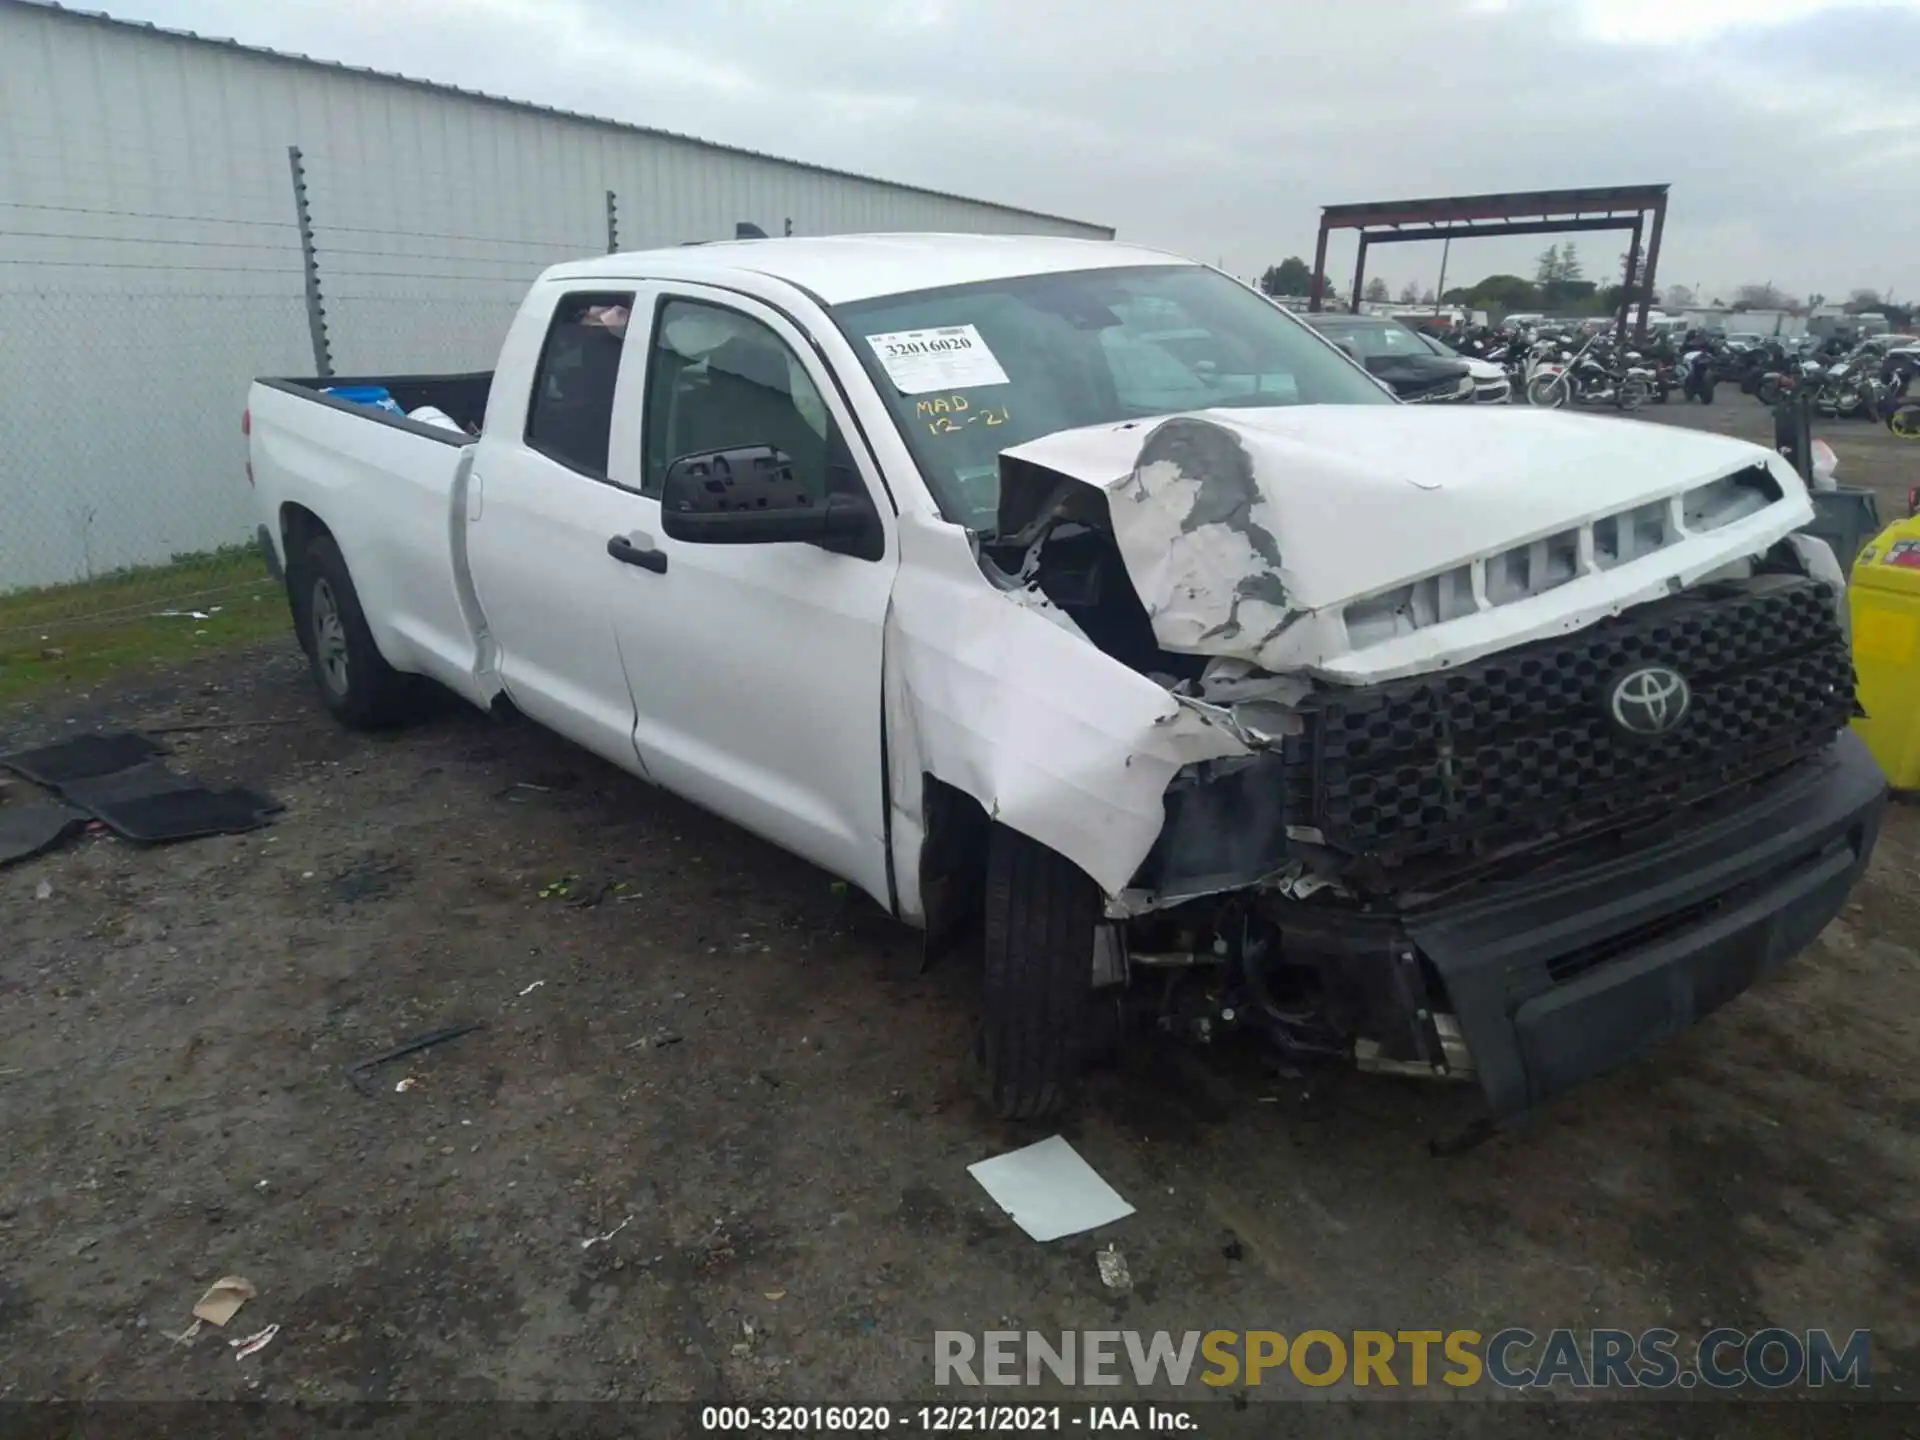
607,534 -> 668,574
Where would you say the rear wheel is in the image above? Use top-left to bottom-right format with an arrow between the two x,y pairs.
979,824 -> 1101,1120
1618,376 -> 1651,412
293,533 -> 418,729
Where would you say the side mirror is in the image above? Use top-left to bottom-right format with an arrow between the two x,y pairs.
659,444 -> 875,555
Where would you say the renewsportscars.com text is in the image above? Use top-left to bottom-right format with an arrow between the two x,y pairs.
934,1327 -> 1872,1391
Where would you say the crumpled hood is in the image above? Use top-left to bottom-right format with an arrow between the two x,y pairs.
1000,404 -> 1813,683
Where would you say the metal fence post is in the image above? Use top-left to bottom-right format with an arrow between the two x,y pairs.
606,190 -> 620,254
287,145 -> 332,378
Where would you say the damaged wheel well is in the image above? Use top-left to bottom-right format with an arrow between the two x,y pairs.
918,774 -> 991,956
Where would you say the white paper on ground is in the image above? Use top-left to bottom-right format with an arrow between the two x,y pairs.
967,1135 -> 1135,1242
865,325 -> 1010,394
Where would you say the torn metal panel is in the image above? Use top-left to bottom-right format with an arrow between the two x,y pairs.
884,512 -> 1248,900
1002,405 -> 1815,685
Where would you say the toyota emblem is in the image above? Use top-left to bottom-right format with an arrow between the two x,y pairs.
1609,666 -> 1691,736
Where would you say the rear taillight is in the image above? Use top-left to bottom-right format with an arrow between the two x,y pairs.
241,407 -> 251,437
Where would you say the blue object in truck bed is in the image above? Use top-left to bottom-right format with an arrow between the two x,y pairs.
323,384 -> 406,415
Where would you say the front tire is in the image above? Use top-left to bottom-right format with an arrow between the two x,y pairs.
294,533 -> 417,729
1526,374 -> 1567,408
980,825 -> 1101,1120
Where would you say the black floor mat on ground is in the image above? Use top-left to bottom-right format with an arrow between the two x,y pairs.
82,786 -> 282,843
0,732 -> 166,787
0,802 -> 87,867
59,761 -> 201,810
1,734 -> 282,847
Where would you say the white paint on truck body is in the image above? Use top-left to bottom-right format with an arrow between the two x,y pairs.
250,234 -> 1823,917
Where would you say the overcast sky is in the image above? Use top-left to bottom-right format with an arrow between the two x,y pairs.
105,0 -> 1920,304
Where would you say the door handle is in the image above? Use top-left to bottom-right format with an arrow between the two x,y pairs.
607,534 -> 668,574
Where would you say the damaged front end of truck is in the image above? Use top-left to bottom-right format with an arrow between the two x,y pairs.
887,404 -> 1883,1129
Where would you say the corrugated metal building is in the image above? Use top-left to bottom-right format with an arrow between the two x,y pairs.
0,0 -> 1111,590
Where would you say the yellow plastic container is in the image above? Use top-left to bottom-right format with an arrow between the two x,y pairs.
1849,514 -> 1920,789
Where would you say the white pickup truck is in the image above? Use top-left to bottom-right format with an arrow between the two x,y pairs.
247,234 -> 1884,1131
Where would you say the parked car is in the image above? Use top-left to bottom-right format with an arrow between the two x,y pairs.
246,235 -> 1884,1130
1295,314 -> 1475,403
1410,327 -> 1511,402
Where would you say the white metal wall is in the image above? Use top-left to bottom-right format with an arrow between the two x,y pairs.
0,0 -> 1110,590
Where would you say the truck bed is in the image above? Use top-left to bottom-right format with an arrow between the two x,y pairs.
256,370 -> 494,441
248,369 -> 495,700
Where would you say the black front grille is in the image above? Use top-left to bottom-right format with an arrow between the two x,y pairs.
1283,578 -> 1855,862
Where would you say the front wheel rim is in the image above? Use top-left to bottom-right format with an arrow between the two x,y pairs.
312,578 -> 350,696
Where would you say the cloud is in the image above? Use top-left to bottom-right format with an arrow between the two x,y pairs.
104,0 -> 1920,299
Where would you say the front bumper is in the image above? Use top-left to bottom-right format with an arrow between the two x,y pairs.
1391,734 -> 1882,1125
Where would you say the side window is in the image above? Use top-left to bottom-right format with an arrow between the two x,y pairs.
525,291 -> 635,479
643,298 -> 851,501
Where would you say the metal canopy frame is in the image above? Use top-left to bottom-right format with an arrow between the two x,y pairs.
1309,184 -> 1670,340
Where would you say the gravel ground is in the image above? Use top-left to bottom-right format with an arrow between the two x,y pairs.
1,402 -> 1916,1433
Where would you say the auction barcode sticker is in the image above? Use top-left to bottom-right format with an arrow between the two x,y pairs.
865,325 -> 1010,394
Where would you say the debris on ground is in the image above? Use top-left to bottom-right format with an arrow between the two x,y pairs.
191,1275 -> 257,1327
1097,1244 -> 1131,1291
967,1136 -> 1136,1243
625,1029 -> 683,1051
229,1323 -> 279,1359
764,1290 -> 787,1301
161,1318 -> 203,1346
393,1076 -> 420,1094
517,980 -> 546,997
344,1021 -> 483,1096
536,875 -> 578,900
580,1216 -> 632,1251
33,880 -> 52,900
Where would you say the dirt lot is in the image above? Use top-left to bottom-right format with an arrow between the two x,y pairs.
2,403 -> 1917,1430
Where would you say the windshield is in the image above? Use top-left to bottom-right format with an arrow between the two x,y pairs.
1309,318 -> 1438,362
833,264 -> 1391,531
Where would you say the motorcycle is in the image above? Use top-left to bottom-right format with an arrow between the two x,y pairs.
1526,335 -> 1651,411
1680,350 -> 1717,404
1756,359 -> 1826,408
1882,368 -> 1920,439
1815,357 -> 1882,420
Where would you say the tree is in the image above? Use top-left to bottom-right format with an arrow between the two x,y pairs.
1420,287 -> 1436,305
1363,277 -> 1391,303
1463,274 -> 1540,310
1807,292 -> 1826,312
1535,245 -> 1561,285
1558,244 -> 1583,281
1845,288 -> 1884,313
1398,282 -> 1420,304
1734,282 -> 1788,310
1542,277 -> 1598,311
1665,283 -> 1696,309
1259,256 -> 1315,297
